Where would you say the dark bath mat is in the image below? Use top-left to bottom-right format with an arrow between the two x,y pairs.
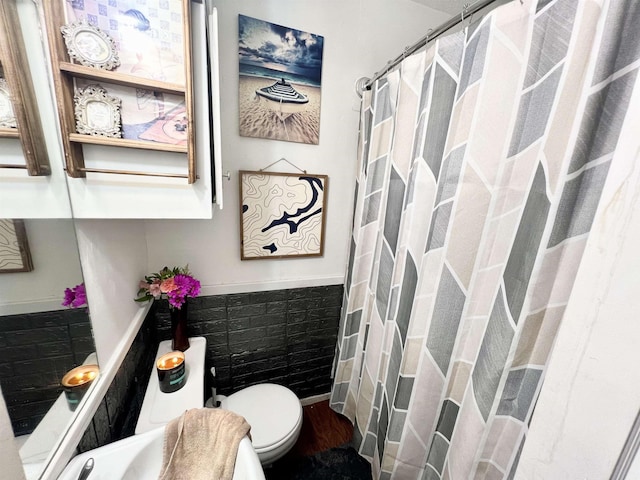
265,445 -> 372,480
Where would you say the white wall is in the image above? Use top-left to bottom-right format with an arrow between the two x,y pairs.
0,220 -> 83,315
517,74 -> 640,479
74,220 -> 149,364
144,0 -> 450,294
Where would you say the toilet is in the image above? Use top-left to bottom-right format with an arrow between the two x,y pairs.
216,383 -> 303,465
136,337 -> 303,467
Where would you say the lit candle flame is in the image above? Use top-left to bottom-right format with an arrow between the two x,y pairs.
62,365 -> 99,387
157,351 -> 185,370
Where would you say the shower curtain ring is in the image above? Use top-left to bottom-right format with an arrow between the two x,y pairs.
355,77 -> 371,98
461,3 -> 470,25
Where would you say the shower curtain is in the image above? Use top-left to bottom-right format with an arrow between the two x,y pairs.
330,0 -> 640,478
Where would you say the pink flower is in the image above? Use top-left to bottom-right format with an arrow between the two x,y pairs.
160,278 -> 176,293
139,281 -> 150,289
149,281 -> 162,298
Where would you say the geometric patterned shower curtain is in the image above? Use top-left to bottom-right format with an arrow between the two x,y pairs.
330,0 -> 640,478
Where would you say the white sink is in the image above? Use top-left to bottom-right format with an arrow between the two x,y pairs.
57,425 -> 265,480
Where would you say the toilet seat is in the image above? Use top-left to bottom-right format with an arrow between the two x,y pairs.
220,383 -> 302,452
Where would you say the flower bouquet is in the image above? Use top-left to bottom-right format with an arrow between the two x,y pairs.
135,266 -> 200,351
135,266 -> 201,310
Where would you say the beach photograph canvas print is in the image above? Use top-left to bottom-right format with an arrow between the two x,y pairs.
238,15 -> 324,145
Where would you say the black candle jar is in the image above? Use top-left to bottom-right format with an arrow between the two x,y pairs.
157,351 -> 186,393
61,364 -> 99,411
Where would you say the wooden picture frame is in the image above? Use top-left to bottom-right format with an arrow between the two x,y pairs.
0,1 -> 50,175
239,170 -> 328,260
0,219 -> 33,273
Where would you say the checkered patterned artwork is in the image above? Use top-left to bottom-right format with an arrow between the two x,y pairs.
64,0 -> 185,85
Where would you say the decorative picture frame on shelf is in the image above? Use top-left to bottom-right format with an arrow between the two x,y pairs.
74,84 -> 122,137
0,77 -> 17,129
239,170 -> 328,260
61,20 -> 120,70
0,219 -> 33,273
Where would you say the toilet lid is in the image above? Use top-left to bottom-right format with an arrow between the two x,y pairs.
224,384 -> 302,450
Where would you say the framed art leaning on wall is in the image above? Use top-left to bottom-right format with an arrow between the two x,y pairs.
239,171 -> 328,260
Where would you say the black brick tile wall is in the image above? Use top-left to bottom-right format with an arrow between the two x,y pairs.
0,307 -> 94,436
78,306 -> 157,453
154,284 -> 343,400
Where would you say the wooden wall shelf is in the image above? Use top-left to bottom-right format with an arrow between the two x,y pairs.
69,134 -> 188,153
0,127 -> 19,139
43,1 -> 196,183
58,63 -> 186,95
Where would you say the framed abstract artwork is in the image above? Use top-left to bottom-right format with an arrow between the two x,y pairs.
0,219 -> 33,273
239,171 -> 328,260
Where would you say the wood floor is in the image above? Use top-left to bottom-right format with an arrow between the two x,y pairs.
289,400 -> 353,457
264,400 -> 369,479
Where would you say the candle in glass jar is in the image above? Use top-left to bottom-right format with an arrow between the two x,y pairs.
157,352 -> 185,370
61,364 -> 99,411
157,351 -> 186,393
62,365 -> 99,387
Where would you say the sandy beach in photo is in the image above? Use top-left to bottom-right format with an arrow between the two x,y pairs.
239,75 -> 321,144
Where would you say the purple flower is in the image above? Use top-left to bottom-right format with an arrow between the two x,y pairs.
168,292 -> 186,309
62,288 -> 75,307
71,283 -> 87,308
168,274 -> 201,309
62,283 -> 87,308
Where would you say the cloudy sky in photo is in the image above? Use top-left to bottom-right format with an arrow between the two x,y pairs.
239,15 -> 324,82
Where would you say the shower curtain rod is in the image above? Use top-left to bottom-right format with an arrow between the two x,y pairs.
363,0 -> 502,91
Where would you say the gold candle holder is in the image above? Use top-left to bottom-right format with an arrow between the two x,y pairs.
157,351 -> 186,393
61,364 -> 99,411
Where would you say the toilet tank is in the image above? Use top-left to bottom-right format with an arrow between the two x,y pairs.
135,337 -> 206,434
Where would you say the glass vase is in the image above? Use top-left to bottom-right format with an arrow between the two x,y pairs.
170,302 -> 190,351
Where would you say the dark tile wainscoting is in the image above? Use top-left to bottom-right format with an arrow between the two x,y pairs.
79,284 -> 343,451
0,307 -> 93,436
78,306 -> 157,452
155,284 -> 344,399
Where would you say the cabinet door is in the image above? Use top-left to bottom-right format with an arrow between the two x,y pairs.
0,0 -> 73,219
43,0 -> 216,218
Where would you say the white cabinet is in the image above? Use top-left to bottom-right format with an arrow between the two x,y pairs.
1,0 -> 223,219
